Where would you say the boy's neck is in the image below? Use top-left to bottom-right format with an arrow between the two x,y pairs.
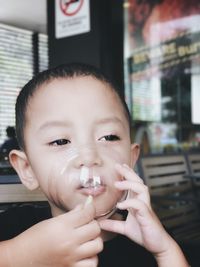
50,204 -> 64,217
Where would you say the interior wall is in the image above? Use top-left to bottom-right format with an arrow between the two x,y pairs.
47,0 -> 124,97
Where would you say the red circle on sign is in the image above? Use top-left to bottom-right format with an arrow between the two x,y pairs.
60,0 -> 84,16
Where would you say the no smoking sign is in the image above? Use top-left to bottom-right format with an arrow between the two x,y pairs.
55,0 -> 90,39
60,0 -> 84,16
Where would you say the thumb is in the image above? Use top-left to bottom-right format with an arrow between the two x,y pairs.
82,195 -> 96,218
73,204 -> 84,211
79,195 -> 96,224
84,195 -> 94,207
72,195 -> 94,211
99,219 -> 125,235
67,196 -> 96,227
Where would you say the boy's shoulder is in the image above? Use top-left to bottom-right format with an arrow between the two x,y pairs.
0,203 -> 51,241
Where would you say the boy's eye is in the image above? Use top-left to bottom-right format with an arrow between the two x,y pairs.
99,135 -> 120,142
49,139 -> 70,146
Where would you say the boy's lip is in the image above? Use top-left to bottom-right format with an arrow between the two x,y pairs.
78,185 -> 106,197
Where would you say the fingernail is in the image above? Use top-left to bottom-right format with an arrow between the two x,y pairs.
116,202 -> 122,209
115,163 -> 123,169
74,204 -> 83,211
84,195 -> 93,207
114,181 -> 121,187
122,163 -> 129,168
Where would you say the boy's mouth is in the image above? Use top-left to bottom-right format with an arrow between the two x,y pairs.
76,166 -> 106,196
78,184 -> 106,197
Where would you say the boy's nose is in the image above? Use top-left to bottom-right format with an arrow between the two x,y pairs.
74,146 -> 102,168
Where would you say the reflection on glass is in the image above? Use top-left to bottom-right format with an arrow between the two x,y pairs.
124,0 -> 200,153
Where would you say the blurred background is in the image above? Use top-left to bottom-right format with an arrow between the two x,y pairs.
0,0 -> 200,159
1,4 -> 200,264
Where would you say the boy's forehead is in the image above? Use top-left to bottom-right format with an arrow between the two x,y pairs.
23,76 -> 131,143
33,76 -> 120,104
27,76 -> 127,123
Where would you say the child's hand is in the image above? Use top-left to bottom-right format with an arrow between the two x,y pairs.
99,163 -> 174,255
100,164 -> 189,267
6,199 -> 103,267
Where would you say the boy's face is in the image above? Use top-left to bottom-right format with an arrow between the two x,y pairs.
11,76 -> 139,217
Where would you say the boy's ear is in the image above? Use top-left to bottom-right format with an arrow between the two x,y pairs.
9,150 -> 39,191
130,143 -> 140,167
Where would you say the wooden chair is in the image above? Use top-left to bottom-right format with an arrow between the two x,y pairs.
137,154 -> 200,245
0,184 -> 47,204
185,153 -> 200,199
0,174 -> 47,212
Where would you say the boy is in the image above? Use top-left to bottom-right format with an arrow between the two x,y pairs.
0,63 -> 189,266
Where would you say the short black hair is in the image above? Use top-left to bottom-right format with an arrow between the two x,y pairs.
16,62 -> 132,150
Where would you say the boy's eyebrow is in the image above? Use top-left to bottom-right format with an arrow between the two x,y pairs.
95,117 -> 126,127
38,121 -> 72,132
37,117 -> 127,132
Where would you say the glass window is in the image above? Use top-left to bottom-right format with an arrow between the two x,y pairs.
124,0 -> 200,154
0,23 -> 48,162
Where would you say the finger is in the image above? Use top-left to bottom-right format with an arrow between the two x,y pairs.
115,180 -> 151,207
115,180 -> 149,195
59,200 -> 96,228
117,198 -> 152,217
99,219 -> 125,235
115,163 -> 144,184
74,256 -> 98,267
75,202 -> 96,227
71,204 -> 83,212
76,236 -> 103,259
75,220 -> 101,244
